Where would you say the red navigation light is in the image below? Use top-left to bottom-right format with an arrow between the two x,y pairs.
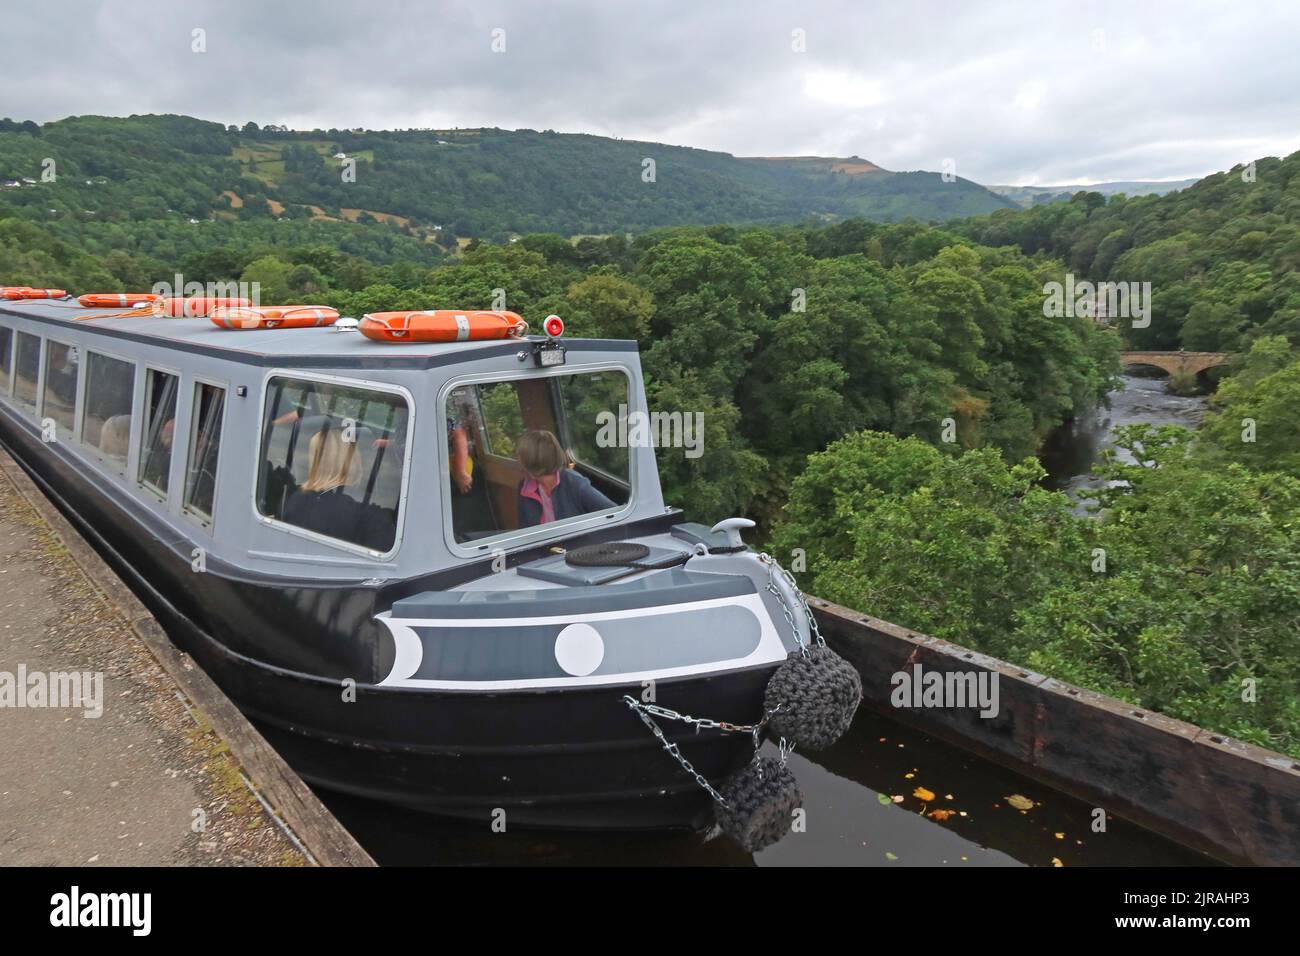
544,314 -> 564,338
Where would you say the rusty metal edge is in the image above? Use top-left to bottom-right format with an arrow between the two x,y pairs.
810,596 -> 1300,867
0,447 -> 376,868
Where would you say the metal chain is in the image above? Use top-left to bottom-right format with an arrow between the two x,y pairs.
622,697 -> 785,806
760,553 -> 807,658
777,557 -> 827,649
759,553 -> 827,655
623,696 -> 731,806
630,699 -> 764,736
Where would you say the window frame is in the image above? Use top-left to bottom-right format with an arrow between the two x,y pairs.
10,330 -> 42,414
136,362 -> 183,502
0,323 -> 14,396
181,376 -> 229,530
551,369 -> 634,491
252,369 -> 416,561
78,346 -> 139,478
39,337 -> 80,439
438,362 -> 637,558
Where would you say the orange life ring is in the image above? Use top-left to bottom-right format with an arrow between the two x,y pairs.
78,293 -> 162,309
158,296 -> 252,318
209,305 -> 340,330
1,287 -> 67,299
358,310 -> 528,343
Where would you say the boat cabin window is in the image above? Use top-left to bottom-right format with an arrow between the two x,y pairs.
183,382 -> 225,525
81,351 -> 135,475
256,377 -> 408,554
446,370 -> 630,544
139,369 -> 179,498
12,332 -> 40,413
0,326 -> 12,393
42,341 -> 78,435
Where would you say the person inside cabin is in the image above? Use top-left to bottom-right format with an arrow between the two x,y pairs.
448,414 -> 472,494
355,409 -> 471,497
516,429 -> 615,527
269,384 -> 322,428
283,423 -> 396,551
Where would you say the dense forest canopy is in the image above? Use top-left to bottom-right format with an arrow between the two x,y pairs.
956,151 -> 1300,352
1,113 -> 1297,756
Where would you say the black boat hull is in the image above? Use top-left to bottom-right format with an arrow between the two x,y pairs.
0,415 -> 774,830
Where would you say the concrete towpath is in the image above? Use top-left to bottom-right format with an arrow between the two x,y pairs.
0,450 -> 372,866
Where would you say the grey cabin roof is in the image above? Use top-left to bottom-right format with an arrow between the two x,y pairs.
0,299 -> 635,369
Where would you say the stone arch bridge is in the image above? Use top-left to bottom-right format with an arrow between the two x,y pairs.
1119,351 -> 1228,376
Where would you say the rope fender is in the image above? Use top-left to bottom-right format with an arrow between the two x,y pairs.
715,756 -> 803,853
763,645 -> 863,750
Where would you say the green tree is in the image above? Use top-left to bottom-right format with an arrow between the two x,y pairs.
240,254 -> 293,304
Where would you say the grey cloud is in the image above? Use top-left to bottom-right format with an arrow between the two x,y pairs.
2,0 -> 1297,184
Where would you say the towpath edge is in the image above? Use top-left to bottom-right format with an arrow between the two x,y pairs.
0,446 -> 375,867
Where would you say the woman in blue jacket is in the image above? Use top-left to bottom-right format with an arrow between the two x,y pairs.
516,429 -> 616,527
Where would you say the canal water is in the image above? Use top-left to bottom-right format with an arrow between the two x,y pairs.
320,707 -> 1214,866
318,371 -> 1217,866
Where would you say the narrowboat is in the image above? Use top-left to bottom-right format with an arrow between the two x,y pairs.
0,294 -> 859,842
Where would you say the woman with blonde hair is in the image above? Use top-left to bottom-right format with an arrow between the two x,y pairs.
283,424 -> 395,551
516,429 -> 616,527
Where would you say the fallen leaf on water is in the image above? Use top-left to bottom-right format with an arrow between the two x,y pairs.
885,851 -> 899,861
1054,832 -> 1065,840
913,786 -> 936,802
891,794 -> 905,803
1051,857 -> 1064,867
877,793 -> 892,806
1005,794 -> 1036,811
928,809 -> 956,821
904,772 -> 915,779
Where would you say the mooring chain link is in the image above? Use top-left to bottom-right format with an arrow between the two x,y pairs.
778,737 -> 796,767
759,552 -> 827,657
622,697 -> 786,807
623,696 -> 731,806
631,700 -> 763,735
760,553 -> 807,658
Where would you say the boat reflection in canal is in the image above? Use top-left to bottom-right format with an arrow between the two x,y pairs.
319,707 -> 1217,866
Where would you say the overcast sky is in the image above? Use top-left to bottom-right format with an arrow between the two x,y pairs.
5,0 -> 1298,185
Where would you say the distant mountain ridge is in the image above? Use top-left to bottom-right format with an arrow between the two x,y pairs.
988,179 -> 1197,207
0,114 -> 1016,241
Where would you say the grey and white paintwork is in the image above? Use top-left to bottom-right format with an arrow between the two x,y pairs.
0,299 -> 806,696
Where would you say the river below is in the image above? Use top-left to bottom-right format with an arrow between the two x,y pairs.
1039,372 -> 1209,499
